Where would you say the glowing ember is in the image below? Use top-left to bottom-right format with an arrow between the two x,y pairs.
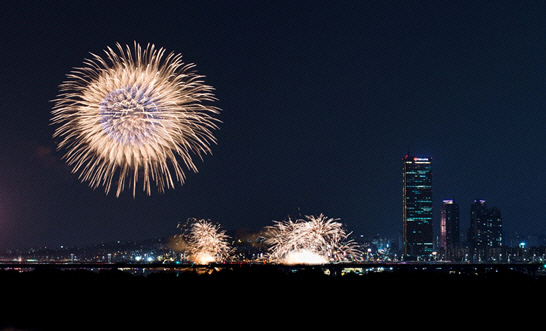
283,249 -> 328,265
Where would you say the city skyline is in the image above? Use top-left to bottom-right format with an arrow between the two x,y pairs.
2,2 -> 546,250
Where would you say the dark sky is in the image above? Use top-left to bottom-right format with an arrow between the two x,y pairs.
1,1 -> 546,249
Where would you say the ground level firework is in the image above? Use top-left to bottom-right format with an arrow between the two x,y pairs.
174,218 -> 233,264
264,214 -> 363,264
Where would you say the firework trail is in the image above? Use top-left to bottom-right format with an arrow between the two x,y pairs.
51,42 -> 220,197
176,219 -> 232,264
265,214 -> 362,264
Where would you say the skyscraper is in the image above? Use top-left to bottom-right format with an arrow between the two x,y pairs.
468,199 -> 488,249
402,155 -> 433,259
440,199 -> 460,252
488,207 -> 503,248
468,199 -> 503,250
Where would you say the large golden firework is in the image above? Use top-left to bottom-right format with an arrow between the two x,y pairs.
51,42 -> 220,196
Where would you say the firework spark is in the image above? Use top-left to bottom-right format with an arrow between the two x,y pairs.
265,214 -> 362,264
176,219 -> 232,264
51,42 -> 220,197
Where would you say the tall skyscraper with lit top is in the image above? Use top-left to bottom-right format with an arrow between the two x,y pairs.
402,155 -> 433,259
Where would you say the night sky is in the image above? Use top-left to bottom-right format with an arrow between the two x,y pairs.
1,1 -> 546,250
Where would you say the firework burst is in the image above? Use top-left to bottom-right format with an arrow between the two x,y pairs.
176,218 -> 232,264
51,42 -> 220,197
265,214 -> 362,264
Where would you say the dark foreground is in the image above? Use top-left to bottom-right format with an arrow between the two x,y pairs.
2,265 -> 544,330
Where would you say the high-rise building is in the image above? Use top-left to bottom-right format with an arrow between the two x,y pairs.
488,207 -> 503,248
468,199 -> 488,248
440,199 -> 460,252
467,199 -> 503,249
402,155 -> 433,259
